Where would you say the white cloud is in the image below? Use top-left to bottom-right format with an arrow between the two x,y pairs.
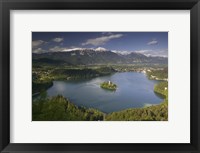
52,37 -> 64,42
134,49 -> 168,57
82,34 -> 123,46
32,48 -> 46,54
147,40 -> 158,45
32,40 -> 45,48
134,50 -> 153,54
49,46 -> 67,52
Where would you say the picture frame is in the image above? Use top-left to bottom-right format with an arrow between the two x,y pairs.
0,0 -> 200,152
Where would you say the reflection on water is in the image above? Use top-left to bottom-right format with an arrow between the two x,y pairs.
47,72 -> 164,113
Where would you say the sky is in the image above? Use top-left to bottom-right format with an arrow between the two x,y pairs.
32,32 -> 168,57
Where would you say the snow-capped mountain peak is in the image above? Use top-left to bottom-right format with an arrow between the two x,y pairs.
111,50 -> 133,55
62,47 -> 108,52
63,48 -> 93,52
95,47 -> 108,52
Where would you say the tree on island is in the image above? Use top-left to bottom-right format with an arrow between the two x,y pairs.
100,81 -> 117,91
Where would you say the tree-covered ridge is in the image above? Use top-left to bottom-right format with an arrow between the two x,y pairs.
33,95 -> 104,121
154,81 -> 168,99
105,101 -> 167,121
100,81 -> 117,91
51,67 -> 116,79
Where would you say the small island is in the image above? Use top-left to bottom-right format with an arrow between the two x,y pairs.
100,81 -> 117,91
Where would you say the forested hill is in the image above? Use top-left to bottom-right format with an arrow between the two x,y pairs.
32,95 -> 104,121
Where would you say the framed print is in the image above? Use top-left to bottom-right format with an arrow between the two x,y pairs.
32,31 -> 169,122
0,0 -> 200,153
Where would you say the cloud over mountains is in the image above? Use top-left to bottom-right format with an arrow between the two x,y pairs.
82,34 -> 123,46
147,40 -> 158,45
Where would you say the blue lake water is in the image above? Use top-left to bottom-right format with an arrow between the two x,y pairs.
47,72 -> 164,113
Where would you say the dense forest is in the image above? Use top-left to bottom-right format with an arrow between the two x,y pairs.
105,101 -> 167,121
33,94 -> 104,121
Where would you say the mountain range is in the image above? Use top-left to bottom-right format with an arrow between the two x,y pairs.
32,47 -> 168,65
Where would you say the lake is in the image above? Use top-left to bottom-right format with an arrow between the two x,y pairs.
47,72 -> 164,113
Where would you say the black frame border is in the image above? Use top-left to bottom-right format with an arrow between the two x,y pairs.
0,0 -> 200,153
